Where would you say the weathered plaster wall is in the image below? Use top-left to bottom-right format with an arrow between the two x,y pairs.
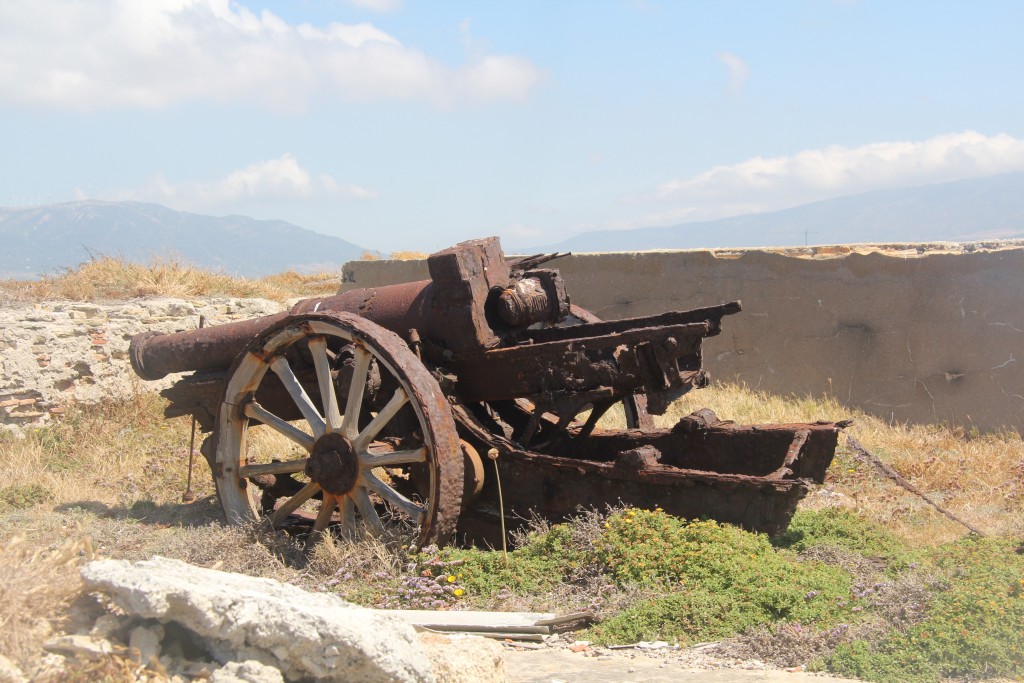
341,244 -> 1024,432
0,298 -> 283,431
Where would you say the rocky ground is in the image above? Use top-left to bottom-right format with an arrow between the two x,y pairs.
4,553 -> 861,683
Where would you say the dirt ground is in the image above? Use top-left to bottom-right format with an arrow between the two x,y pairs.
503,646 -> 862,683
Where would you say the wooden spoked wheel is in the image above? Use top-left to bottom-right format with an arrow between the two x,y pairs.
212,312 -> 463,549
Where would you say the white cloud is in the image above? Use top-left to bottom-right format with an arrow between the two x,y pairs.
650,131 -> 1024,220
0,0 -> 541,111
348,0 -> 402,12
101,154 -> 377,209
718,52 -> 749,95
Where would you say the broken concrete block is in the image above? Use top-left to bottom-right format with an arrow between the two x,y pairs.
81,557 -> 435,683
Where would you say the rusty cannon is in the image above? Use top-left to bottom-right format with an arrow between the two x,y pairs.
129,237 -> 845,549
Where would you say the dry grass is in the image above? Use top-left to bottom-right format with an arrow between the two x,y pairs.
358,250 -> 428,261
0,393 -> 304,580
662,382 -> 1024,544
389,251 -> 429,261
0,534 -> 94,671
0,256 -> 341,304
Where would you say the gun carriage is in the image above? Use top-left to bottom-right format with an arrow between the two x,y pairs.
130,238 -> 844,549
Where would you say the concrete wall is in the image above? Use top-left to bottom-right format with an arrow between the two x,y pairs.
341,244 -> 1024,432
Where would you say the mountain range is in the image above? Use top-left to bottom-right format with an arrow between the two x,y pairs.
3,171 -> 1024,280
531,171 -> 1024,253
0,201 -> 369,279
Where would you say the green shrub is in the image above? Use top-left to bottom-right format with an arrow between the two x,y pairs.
824,537 -> 1024,682
0,483 -> 51,510
773,508 -> 921,572
587,510 -> 854,644
437,522 -> 587,596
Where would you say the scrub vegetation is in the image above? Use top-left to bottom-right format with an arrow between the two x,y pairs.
1,378 -> 1021,681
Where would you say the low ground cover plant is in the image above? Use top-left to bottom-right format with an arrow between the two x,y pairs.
1,384 -> 1021,681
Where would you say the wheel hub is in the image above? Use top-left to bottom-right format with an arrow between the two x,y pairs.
305,432 -> 359,495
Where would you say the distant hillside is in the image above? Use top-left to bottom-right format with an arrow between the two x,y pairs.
0,201 -> 370,278
534,172 -> 1024,253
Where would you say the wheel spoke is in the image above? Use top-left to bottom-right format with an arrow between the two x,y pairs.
312,492 -> 337,533
269,481 -> 321,527
342,346 -> 372,439
243,401 -> 314,451
270,357 -> 326,437
352,486 -> 385,536
363,471 -> 427,524
239,459 -> 308,478
303,493 -> 337,553
309,337 -> 343,434
352,387 -> 409,451
337,495 -> 356,536
360,447 -> 427,467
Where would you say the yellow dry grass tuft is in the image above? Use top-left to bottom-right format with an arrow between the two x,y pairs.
389,251 -> 429,261
0,256 -> 340,303
0,534 -> 94,671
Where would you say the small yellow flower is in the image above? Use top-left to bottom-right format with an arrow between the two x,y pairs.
454,588 -> 464,597
447,575 -> 456,583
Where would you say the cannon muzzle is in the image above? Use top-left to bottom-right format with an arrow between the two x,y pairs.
129,280 -> 434,380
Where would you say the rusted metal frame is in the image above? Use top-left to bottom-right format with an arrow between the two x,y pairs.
453,393 -> 840,492
450,401 -> 519,456
509,390 -> 614,448
573,399 -> 616,443
766,428 -> 811,480
451,395 -> 812,492
518,302 -> 741,345
556,421 -> 840,482
449,322 -> 711,403
475,452 -> 814,538
501,447 -> 807,492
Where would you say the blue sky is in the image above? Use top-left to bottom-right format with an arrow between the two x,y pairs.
2,0 -> 1024,252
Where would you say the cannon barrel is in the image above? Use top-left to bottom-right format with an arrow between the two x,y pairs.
130,280 -> 434,380
129,236 -> 560,381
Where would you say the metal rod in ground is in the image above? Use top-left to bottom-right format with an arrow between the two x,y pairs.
182,314 -> 205,503
845,433 -> 986,537
487,448 -> 509,562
